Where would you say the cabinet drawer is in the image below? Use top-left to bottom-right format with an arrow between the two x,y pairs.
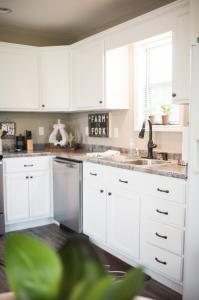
142,196 -> 185,227
141,243 -> 183,282
83,162 -> 105,183
147,174 -> 186,203
142,220 -> 184,255
5,157 -> 50,173
106,166 -> 143,192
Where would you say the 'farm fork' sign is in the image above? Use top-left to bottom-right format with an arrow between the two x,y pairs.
88,113 -> 109,137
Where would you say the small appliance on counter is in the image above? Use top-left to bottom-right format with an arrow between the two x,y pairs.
16,134 -> 26,151
25,130 -> 33,152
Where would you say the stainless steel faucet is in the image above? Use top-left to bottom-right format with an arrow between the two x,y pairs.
138,119 -> 157,159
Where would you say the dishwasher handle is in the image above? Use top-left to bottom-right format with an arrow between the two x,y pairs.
54,159 -> 78,168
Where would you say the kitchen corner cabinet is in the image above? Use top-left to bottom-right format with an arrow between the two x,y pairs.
4,156 -> 52,225
0,43 -> 39,111
172,12 -> 190,104
39,47 -> 71,111
71,39 -> 129,110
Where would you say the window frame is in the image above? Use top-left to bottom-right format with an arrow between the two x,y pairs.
133,32 -> 183,132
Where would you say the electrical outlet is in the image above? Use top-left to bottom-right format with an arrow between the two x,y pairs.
39,127 -> 44,136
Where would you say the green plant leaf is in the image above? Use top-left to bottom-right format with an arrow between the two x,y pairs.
68,280 -> 90,300
113,268 -> 144,300
81,276 -> 114,300
5,233 -> 62,300
68,276 -> 114,300
58,236 -> 106,298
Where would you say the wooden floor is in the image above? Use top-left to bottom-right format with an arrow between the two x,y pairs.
0,224 -> 182,300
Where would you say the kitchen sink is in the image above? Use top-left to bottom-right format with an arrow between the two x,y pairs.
124,159 -> 171,166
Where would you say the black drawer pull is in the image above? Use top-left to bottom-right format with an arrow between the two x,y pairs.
157,188 -> 169,194
119,179 -> 128,184
155,232 -> 167,239
30,176 -> 33,179
24,164 -> 34,167
155,257 -> 167,265
90,172 -> 97,176
156,209 -> 168,215
108,192 -> 112,196
100,190 -> 104,193
25,176 -> 29,179
172,93 -> 176,97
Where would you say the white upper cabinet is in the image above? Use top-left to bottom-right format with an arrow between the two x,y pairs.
39,47 -> 70,111
71,39 -> 105,110
71,39 -> 129,110
190,0 -> 199,44
172,13 -> 190,104
0,43 -> 39,111
105,45 -> 129,109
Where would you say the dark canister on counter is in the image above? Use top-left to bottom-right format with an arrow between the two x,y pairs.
16,134 -> 26,151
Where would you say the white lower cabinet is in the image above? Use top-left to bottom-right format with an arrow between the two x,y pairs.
141,243 -> 183,282
4,157 -> 52,225
107,189 -> 140,259
83,181 -> 107,243
6,173 -> 29,222
29,171 -> 51,218
83,162 -> 186,291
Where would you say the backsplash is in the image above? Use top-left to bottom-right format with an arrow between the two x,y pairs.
0,111 -> 183,154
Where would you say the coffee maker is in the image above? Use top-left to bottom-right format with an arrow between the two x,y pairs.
15,134 -> 26,151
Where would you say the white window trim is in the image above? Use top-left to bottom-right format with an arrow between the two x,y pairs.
133,32 -> 183,132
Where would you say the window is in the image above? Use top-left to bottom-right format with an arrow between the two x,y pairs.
134,32 -> 180,129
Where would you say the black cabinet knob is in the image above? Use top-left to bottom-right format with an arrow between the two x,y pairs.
99,101 -> 103,104
108,192 -> 112,196
100,189 -> 104,193
25,176 -> 29,179
172,93 -> 176,97
42,104 -> 45,108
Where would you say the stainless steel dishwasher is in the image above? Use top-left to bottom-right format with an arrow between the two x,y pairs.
53,157 -> 83,233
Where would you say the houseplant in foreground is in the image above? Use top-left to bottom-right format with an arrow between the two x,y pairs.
3,233 -> 144,300
161,104 -> 172,125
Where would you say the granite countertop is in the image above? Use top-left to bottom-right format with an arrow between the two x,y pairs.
2,149 -> 187,180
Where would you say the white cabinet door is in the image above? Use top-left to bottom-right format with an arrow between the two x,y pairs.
83,181 -> 106,242
71,40 -> 104,109
172,13 -> 190,104
5,173 -> 29,222
107,189 -> 140,259
39,47 -> 70,111
190,0 -> 199,44
0,44 -> 39,110
29,171 -> 51,218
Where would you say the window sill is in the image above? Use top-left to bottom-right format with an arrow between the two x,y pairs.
135,125 -> 183,132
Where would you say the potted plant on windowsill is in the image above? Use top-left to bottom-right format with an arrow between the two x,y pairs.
0,233 -> 150,300
161,104 -> 172,125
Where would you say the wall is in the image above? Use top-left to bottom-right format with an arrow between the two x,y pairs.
0,110 -> 182,153
68,111 -> 182,154
0,112 -> 70,144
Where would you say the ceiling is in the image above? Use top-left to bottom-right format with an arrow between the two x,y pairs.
0,0 -> 175,44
